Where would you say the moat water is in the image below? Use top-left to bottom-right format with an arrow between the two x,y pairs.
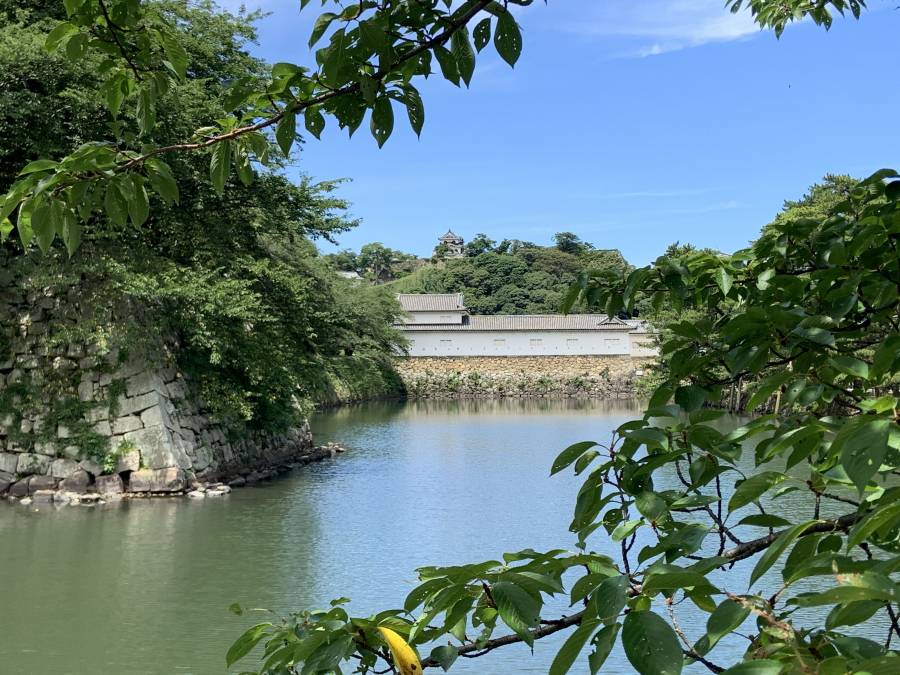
0,399 -> 879,674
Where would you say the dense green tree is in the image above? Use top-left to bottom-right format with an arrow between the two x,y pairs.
392,242 -> 638,314
553,231 -> 592,255
463,232 -> 495,256
0,1 -> 401,428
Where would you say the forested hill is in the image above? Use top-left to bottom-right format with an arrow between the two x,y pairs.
327,233 -> 634,315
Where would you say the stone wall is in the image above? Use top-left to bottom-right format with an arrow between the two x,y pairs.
394,355 -> 654,399
0,285 -> 319,503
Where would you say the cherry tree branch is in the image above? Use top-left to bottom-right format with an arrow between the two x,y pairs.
118,0 -> 495,171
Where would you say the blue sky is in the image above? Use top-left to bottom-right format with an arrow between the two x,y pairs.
223,0 -> 899,265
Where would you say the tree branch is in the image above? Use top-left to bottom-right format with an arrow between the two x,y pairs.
118,0 -> 495,171
723,513 -> 860,563
419,610 -> 587,668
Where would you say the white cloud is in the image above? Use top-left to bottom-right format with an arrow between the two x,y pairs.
554,0 -> 760,57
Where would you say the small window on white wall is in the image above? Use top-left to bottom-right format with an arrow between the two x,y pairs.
440,339 -> 453,345
529,338 -> 543,346
566,338 -> 579,346
493,339 -> 506,346
440,315 -> 452,322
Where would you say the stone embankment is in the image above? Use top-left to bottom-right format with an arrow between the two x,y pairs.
394,355 -> 653,399
0,283 -> 345,506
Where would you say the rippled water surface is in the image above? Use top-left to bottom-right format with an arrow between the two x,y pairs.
0,399 -> 866,674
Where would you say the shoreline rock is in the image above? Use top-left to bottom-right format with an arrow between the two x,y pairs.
2,444 -> 346,508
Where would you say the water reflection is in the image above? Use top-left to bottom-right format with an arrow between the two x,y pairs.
0,399 -> 881,674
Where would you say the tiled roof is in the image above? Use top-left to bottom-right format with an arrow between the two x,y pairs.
397,293 -> 466,312
399,314 -> 635,331
439,230 -> 463,241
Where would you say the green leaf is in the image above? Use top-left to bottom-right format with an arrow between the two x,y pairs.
642,571 -> 718,595
830,355 -> 869,379
136,84 -> 156,135
848,501 -> 900,549
791,325 -> 835,346
276,112 -> 297,157
635,492 -> 667,521
370,96 -> 394,148
429,645 -> 457,672
160,30 -> 188,78
611,519 -> 641,542
450,27 -> 475,87
433,45 -> 460,86
570,573 -> 611,605
0,217 -> 12,242
321,28 -> 348,86
491,581 -> 540,646
226,622 -> 271,667
549,618 -> 601,675
304,106 -> 325,140
61,208 -> 81,256
674,384 -> 707,412
552,441 -> 598,475
715,267 -> 733,296
744,371 -> 792,411
720,661 -> 783,675
146,159 -> 179,205
127,175 -> 149,226
590,575 -> 627,623
209,142 -> 231,195
473,18 -> 491,52
45,21 -> 78,52
791,572 -> 900,606
358,74 -> 378,104
622,610 -> 683,675
16,199 -> 34,248
839,418 -> 890,493
18,159 -> 58,176
31,200 -> 55,252
827,600 -> 882,630
588,623 -> 620,674
695,599 -> 750,655
309,12 -> 337,47
737,514 -> 791,528
749,520 -> 816,589
494,11 -> 523,67
65,32 -> 87,60
402,85 -> 424,138
728,472 -> 788,512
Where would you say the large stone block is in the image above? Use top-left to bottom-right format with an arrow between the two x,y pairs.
8,477 -> 31,497
0,452 -> 18,474
60,469 -> 91,493
95,474 -> 124,496
127,468 -> 185,493
112,415 -> 143,435
139,405 -> 171,429
79,459 -> 103,477
115,449 -> 141,473
0,470 -> 13,494
50,458 -> 80,479
125,371 -> 167,398
125,425 -> 191,470
92,420 -> 112,436
17,453 -> 50,476
28,475 -> 58,493
33,441 -> 56,457
117,391 -> 164,416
